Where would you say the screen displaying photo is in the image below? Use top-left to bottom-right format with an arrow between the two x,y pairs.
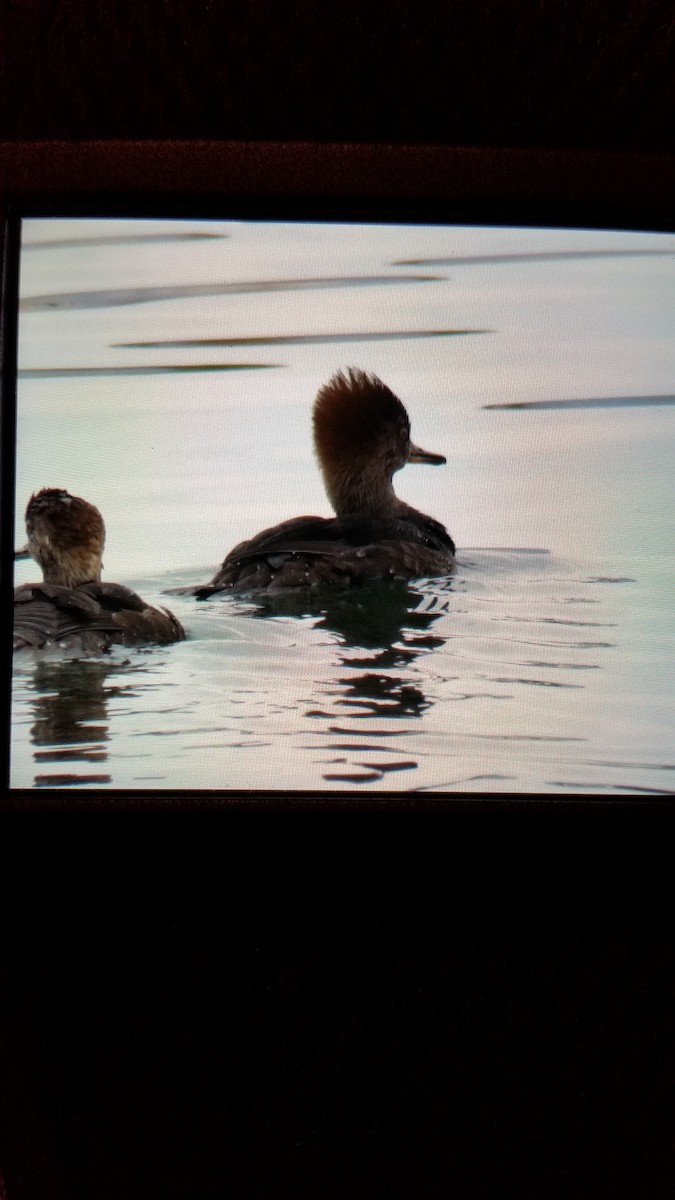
10,217 -> 675,794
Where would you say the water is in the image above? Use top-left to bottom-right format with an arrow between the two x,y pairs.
10,218 -> 675,794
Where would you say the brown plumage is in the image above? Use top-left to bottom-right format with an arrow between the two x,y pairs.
175,369 -> 455,598
14,489 -> 185,652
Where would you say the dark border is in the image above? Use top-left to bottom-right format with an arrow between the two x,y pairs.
2,141 -> 674,810
1,141 -> 675,229
3,789 -> 675,812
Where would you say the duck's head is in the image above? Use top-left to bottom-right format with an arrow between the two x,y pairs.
313,368 -> 446,517
25,488 -> 105,587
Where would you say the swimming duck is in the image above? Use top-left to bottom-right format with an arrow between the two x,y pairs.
184,368 -> 455,596
14,488 -> 185,651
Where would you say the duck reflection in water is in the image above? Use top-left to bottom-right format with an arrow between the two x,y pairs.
295,580 -> 454,786
177,368 -> 455,597
246,577 -> 451,660
14,489 -> 185,653
248,580 -> 454,782
23,658 -> 119,787
18,657 -> 151,788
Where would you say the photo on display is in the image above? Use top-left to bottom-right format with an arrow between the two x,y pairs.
9,216 -> 675,795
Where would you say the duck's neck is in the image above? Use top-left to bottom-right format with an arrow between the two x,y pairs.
325,470 -> 402,519
34,544 -> 102,589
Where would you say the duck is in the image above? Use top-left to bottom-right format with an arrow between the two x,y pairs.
182,368 -> 455,596
14,488 -> 185,652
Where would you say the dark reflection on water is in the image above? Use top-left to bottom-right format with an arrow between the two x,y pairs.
549,781 -> 675,796
19,658 -> 138,788
18,364 -> 279,378
244,579 -> 451,646
24,232 -> 227,250
20,274 -> 442,311
468,733 -> 586,742
322,761 -> 418,784
245,580 -> 453,783
117,329 -> 489,349
485,396 -> 675,411
491,676 -> 584,689
337,675 -> 431,717
394,249 -> 675,266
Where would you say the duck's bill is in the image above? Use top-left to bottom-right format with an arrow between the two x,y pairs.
409,443 -> 446,466
14,544 -> 31,560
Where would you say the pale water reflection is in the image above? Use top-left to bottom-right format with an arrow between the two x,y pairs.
10,218 -> 675,795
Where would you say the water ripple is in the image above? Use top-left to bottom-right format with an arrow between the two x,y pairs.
21,274 -> 443,311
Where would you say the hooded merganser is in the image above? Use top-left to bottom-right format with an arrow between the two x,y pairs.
185,368 -> 455,596
14,488 -> 185,651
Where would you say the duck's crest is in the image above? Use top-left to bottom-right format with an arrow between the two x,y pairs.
313,368 -> 410,462
312,368 -> 413,516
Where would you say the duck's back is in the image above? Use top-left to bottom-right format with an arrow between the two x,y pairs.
14,581 -> 185,651
191,511 -> 455,596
